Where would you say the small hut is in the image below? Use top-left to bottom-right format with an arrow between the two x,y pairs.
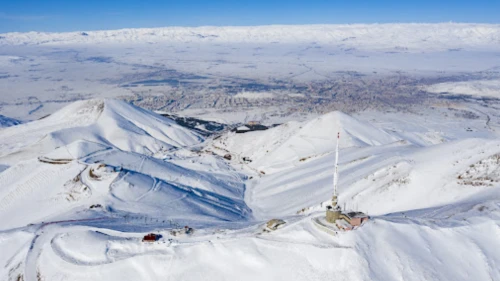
142,233 -> 161,242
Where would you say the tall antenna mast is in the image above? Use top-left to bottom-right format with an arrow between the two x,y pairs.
333,132 -> 340,197
325,131 -> 342,223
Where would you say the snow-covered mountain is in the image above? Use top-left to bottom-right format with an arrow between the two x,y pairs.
0,99 -> 248,230
1,23 -> 500,51
0,99 -> 203,164
0,99 -> 499,281
212,111 -> 400,173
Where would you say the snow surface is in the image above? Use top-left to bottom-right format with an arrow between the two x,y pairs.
426,79 -> 500,98
213,111 -> 400,173
1,24 -> 500,52
0,99 -> 500,281
233,91 -> 276,99
0,99 -> 203,165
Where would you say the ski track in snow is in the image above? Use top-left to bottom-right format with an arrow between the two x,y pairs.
0,163 -> 77,212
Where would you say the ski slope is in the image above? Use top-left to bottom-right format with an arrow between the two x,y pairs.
0,99 -> 247,232
0,99 -> 499,281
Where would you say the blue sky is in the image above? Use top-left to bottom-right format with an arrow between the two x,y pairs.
0,0 -> 498,33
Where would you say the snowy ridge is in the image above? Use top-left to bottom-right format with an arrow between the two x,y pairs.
0,99 -> 104,163
0,99 -> 203,164
213,111 -> 399,173
1,23 -> 500,51
1,100 -> 500,280
0,99 -> 249,232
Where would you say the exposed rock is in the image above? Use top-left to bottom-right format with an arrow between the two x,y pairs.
266,219 -> 286,230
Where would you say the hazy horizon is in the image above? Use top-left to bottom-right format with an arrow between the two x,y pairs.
1,0 -> 498,33
3,21 -> 500,34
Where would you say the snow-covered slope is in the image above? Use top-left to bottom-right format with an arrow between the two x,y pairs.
0,99 -> 203,165
213,111 -> 399,173
1,101 -> 499,281
426,79 -> 500,98
246,137 -> 500,219
1,23 -> 500,51
0,99 -> 248,232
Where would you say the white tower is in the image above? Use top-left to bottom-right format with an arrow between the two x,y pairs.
326,132 -> 342,223
332,131 -> 340,208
